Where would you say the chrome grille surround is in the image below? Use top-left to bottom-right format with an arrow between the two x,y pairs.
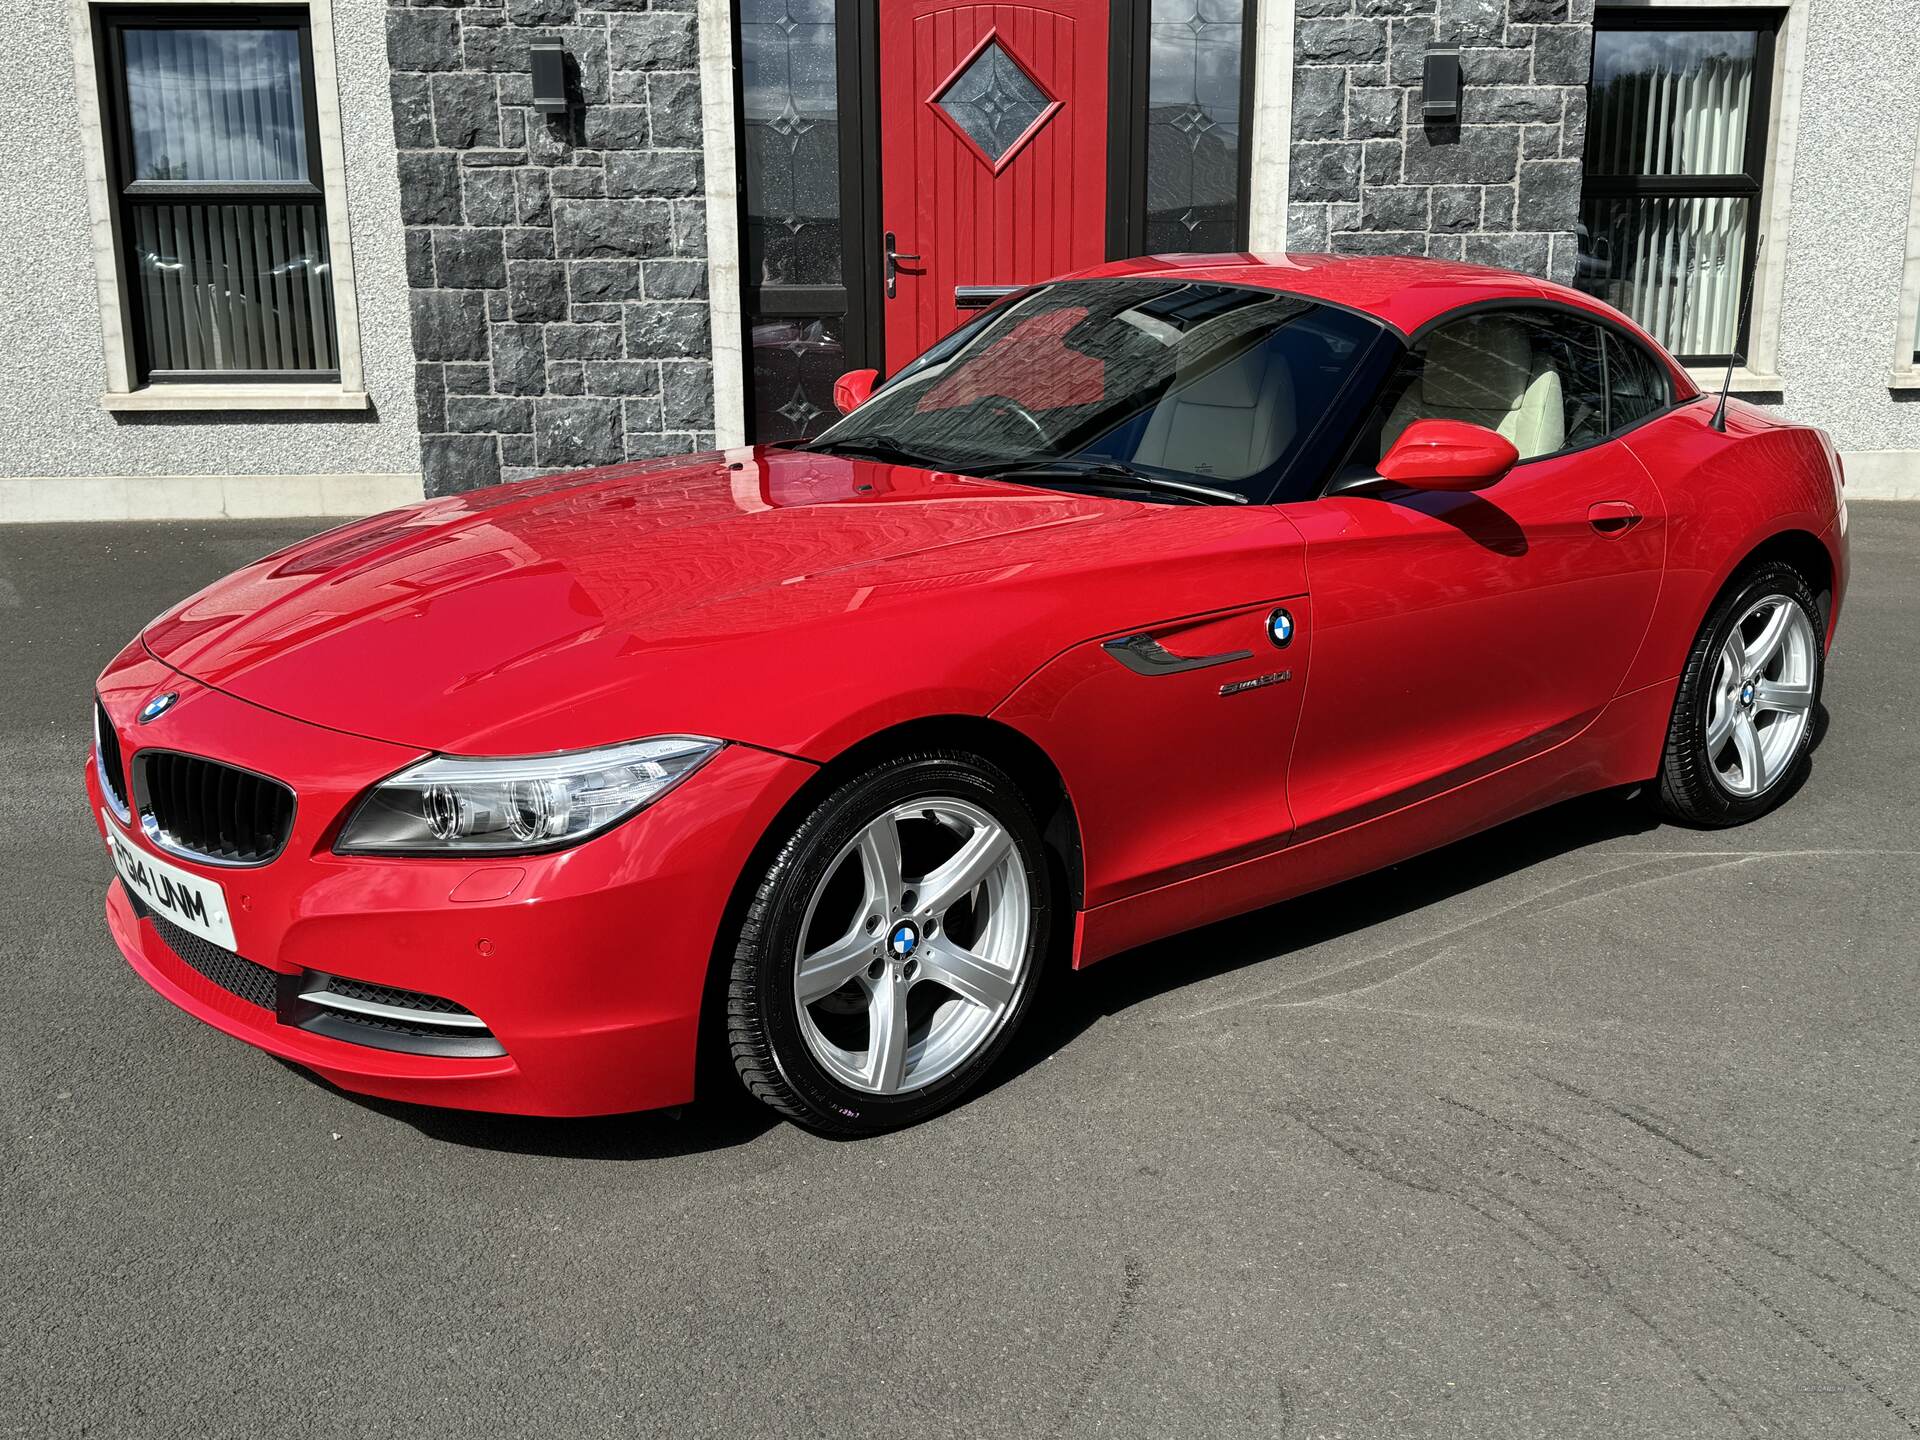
134,750 -> 297,868
94,699 -> 131,822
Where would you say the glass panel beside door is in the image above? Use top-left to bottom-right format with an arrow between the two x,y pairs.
1143,0 -> 1246,254
739,0 -> 852,441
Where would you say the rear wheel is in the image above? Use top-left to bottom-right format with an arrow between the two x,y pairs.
726,751 -> 1052,1135
1657,560 -> 1823,827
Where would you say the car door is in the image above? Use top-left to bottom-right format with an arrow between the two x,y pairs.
1276,304 -> 1668,839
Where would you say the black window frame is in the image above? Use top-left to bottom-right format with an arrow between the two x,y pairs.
95,4 -> 338,386
1579,6 -> 1781,369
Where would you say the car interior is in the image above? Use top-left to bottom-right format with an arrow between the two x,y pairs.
1128,342 -> 1297,481
1382,314 -> 1568,461
1322,309 -> 1615,495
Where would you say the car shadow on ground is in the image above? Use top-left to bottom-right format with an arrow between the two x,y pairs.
293,1062 -> 785,1159
1003,703 -> 1834,1093
337,708 -> 1831,1156
988,786 -> 1667,1102
342,787 -> 1663,1159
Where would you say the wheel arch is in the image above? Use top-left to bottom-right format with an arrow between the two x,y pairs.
796,714 -> 1086,911
1726,527 -> 1835,635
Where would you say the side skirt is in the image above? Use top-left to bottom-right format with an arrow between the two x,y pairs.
1070,677 -> 1679,967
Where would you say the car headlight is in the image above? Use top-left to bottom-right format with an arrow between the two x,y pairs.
335,736 -> 723,855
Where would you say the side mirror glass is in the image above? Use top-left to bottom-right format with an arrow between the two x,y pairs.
1376,419 -> 1518,491
832,368 -> 879,415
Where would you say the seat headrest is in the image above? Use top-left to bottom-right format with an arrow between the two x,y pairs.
1422,316 -> 1536,413
1171,344 -> 1267,409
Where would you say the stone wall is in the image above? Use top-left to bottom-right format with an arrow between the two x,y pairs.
1288,0 -> 1594,283
385,0 -> 714,496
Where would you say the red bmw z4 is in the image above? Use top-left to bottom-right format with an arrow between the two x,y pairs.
89,255 -> 1848,1135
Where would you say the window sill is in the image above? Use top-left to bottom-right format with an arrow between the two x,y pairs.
1888,365 -> 1920,392
101,385 -> 371,414
1683,366 -> 1783,395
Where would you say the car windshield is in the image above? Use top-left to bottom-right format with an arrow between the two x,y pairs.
803,278 -> 1390,504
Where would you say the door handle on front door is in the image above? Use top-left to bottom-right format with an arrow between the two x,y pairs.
1587,501 -> 1642,536
884,231 -> 920,299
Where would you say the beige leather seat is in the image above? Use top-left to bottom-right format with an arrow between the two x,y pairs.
1133,344 -> 1294,480
1383,315 -> 1565,460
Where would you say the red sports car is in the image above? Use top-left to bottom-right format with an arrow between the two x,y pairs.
89,255 -> 1848,1135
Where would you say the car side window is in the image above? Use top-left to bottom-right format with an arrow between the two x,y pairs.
1603,329 -> 1672,432
1372,309 -> 1609,464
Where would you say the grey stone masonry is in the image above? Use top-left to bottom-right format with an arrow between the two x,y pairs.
1289,0 -> 1593,284
386,0 -> 714,497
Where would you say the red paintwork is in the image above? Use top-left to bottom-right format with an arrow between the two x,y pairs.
833,368 -> 879,414
93,256 -> 1847,1116
881,0 -> 1109,369
1376,419 -> 1519,488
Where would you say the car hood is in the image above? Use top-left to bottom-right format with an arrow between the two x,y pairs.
141,447 -> 1227,756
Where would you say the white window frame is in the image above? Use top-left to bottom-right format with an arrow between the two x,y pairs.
1891,127 -> 1920,391
69,0 -> 370,411
1598,0 -> 1805,395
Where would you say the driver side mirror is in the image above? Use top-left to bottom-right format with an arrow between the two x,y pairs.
832,368 -> 879,415
1376,419 -> 1518,491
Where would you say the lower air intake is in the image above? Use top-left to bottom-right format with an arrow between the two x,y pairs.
136,903 -> 503,1059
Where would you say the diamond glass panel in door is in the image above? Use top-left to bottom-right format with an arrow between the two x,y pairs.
934,40 -> 1054,166
1576,28 -> 1760,360
741,0 -> 841,287
1145,0 -> 1244,254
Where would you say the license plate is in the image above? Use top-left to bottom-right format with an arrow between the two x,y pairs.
102,810 -> 237,951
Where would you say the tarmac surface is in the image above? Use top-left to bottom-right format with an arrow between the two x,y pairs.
2,506 -> 1915,1438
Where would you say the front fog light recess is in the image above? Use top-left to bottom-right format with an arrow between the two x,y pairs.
338,736 -> 723,855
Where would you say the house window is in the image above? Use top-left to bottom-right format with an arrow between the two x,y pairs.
1575,13 -> 1778,366
99,10 -> 339,382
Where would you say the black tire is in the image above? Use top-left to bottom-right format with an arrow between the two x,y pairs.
726,750 -> 1053,1136
1656,559 -> 1824,827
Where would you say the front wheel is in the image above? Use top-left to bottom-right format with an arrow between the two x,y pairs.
726,751 -> 1053,1135
1656,560 -> 1824,827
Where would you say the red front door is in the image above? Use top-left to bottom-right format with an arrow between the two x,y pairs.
879,0 -> 1109,371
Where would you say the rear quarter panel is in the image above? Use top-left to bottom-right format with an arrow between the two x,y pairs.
1619,397 -> 1843,692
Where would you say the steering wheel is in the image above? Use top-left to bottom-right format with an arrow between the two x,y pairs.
966,394 -> 1050,445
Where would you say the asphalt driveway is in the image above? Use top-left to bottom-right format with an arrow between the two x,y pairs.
2,505 -> 1916,1440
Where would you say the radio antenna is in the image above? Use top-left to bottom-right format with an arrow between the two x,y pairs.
1710,234 -> 1766,434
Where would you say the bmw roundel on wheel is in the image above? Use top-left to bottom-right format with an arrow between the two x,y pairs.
88,255 -> 1848,1136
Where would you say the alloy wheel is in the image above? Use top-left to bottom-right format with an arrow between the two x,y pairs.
791,796 -> 1031,1095
1703,593 -> 1817,799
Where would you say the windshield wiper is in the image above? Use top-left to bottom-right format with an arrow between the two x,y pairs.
976,458 -> 1249,506
801,433 -> 933,466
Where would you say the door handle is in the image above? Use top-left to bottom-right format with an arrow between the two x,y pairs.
884,231 -> 920,300
1587,501 -> 1642,536
1103,633 -> 1253,676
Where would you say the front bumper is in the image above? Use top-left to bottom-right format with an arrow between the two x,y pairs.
91,643 -> 815,1116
